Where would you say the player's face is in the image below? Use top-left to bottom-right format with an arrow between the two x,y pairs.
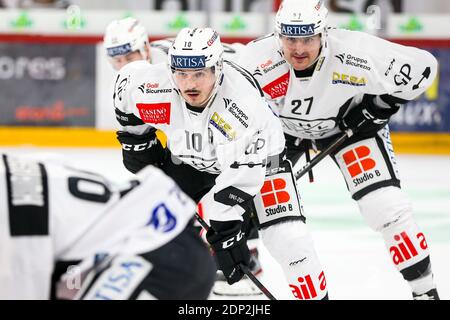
173,68 -> 216,107
280,34 -> 321,71
109,51 -> 144,71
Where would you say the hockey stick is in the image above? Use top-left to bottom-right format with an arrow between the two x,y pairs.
294,129 -> 354,181
194,212 -> 277,300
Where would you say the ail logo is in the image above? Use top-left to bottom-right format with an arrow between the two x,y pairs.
390,231 -> 428,265
342,146 -> 376,178
290,271 -> 327,300
260,178 -> 290,207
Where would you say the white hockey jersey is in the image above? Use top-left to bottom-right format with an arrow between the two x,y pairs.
238,29 -> 438,140
114,60 -> 285,223
0,154 -> 195,299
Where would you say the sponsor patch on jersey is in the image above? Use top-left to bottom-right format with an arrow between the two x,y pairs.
170,55 -> 206,69
280,23 -> 315,36
261,60 -> 287,74
136,103 -> 171,124
82,256 -> 153,300
223,98 -> 248,128
209,112 -> 236,141
335,53 -> 371,71
138,82 -> 173,94
147,203 -> 177,233
332,72 -> 367,86
262,72 -> 290,99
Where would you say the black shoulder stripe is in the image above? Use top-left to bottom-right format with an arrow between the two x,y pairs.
115,108 -> 145,127
225,60 -> 264,97
3,155 -> 49,236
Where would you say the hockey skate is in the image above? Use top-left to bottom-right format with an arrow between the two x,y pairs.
413,288 -> 440,300
212,248 -> 263,297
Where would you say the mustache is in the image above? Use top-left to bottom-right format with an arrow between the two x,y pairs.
184,90 -> 200,94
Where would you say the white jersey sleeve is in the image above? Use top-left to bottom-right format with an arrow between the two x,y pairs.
113,60 -> 157,135
334,29 -> 438,101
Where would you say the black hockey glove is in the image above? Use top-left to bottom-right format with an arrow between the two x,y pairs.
339,94 -> 402,137
206,220 -> 251,285
116,129 -> 166,174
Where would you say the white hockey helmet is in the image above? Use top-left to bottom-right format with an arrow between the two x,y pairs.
103,17 -> 149,61
168,28 -> 224,106
168,27 -> 223,71
275,0 -> 328,40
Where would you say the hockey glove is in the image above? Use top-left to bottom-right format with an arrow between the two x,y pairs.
339,94 -> 402,137
206,220 -> 251,285
116,129 -> 166,174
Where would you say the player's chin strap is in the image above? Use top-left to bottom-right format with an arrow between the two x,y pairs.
295,129 -> 354,181
193,212 -> 277,301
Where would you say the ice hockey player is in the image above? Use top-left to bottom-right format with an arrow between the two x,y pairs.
104,17 -> 168,71
0,153 -> 215,300
238,0 -> 439,299
114,27 -> 329,300
104,18 -> 265,297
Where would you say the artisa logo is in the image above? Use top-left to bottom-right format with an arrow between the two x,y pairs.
332,72 -> 367,86
171,55 -> 206,69
281,23 -> 315,36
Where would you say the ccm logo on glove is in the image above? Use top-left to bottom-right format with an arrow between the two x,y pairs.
222,230 -> 245,249
121,138 -> 159,151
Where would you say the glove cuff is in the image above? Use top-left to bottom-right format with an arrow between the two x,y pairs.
364,95 -> 401,119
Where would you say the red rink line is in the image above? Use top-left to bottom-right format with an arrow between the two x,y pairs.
0,33 -> 256,45
0,33 -> 449,47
